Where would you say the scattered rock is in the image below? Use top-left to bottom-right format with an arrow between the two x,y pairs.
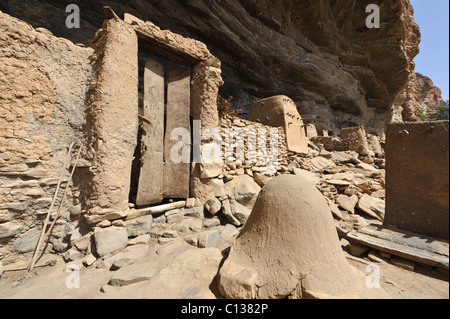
230,199 -> 251,226
344,214 -> 368,230
391,256 -> 416,272
163,230 -> 178,239
0,261 -> 4,279
198,228 -> 221,248
183,207 -> 204,219
128,234 -> 151,246
156,238 -> 193,258
326,198 -> 343,220
220,224 -> 239,241
111,244 -> 150,270
253,173 -> 272,187
82,254 -> 97,267
190,219 -> 203,232
185,198 -> 196,208
367,250 -> 385,264
210,179 -> 225,197
332,152 -> 360,164
310,156 -> 336,172
204,217 -> 221,229
173,218 -> 195,233
96,254 -> 116,270
221,199 -> 241,227
327,179 -> 351,187
149,228 -> 164,238
205,197 -> 222,217
349,242 -> 370,257
166,209 -> 183,223
341,126 -> 372,156
185,234 -> 199,247
336,194 -> 359,214
94,227 -> 128,257
357,194 -> 385,222
158,237 -> 177,245
109,262 -> 159,287
356,162 -> 378,172
230,175 -> 261,209
125,215 -> 152,237
73,236 -> 90,252
153,214 -> 167,224
292,168 -> 320,185
64,248 -> 84,262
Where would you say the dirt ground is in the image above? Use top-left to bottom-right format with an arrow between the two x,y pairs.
0,240 -> 448,300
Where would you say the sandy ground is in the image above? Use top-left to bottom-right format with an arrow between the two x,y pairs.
0,240 -> 447,300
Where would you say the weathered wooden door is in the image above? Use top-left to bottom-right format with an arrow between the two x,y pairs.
135,57 -> 191,206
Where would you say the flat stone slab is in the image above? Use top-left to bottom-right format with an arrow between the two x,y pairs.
109,262 -> 160,287
111,244 -> 150,270
347,225 -> 449,270
94,227 -> 129,257
327,179 -> 351,187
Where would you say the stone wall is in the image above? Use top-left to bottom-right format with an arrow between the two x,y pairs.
385,121 -> 449,239
219,114 -> 289,181
0,12 -> 93,264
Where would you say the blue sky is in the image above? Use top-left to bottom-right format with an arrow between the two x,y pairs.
410,0 -> 449,100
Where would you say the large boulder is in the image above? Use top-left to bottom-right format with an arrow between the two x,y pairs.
218,175 -> 389,299
224,175 -> 261,226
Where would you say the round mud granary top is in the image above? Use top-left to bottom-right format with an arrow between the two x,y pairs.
218,174 -> 390,299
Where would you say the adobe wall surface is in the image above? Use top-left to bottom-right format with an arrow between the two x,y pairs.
83,18 -> 139,225
0,12 -> 93,264
385,121 -> 449,239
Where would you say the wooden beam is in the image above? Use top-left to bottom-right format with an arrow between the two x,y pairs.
104,6 -> 120,20
126,201 -> 187,221
347,225 -> 449,270
136,30 -> 201,66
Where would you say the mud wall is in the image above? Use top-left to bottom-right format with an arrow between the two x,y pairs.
385,121 -> 449,239
0,12 -> 93,264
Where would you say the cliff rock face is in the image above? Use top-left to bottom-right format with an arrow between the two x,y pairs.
0,0 -> 440,133
403,73 -> 444,121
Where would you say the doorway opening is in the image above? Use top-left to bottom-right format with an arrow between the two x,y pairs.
129,43 -> 192,208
